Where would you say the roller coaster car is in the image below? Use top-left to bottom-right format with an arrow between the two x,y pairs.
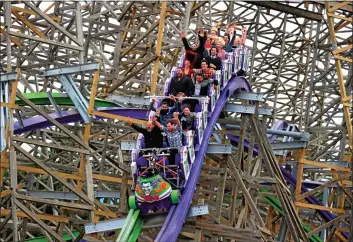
129,148 -> 180,215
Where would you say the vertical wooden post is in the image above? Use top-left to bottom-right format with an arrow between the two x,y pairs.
9,69 -> 20,241
77,59 -> 102,224
150,1 -> 167,95
295,149 -> 305,213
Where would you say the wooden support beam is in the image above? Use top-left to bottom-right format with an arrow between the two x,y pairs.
0,162 -> 133,185
14,199 -> 66,242
108,55 -> 157,92
301,159 -> 351,172
15,194 -> 94,211
246,1 -> 322,21
0,208 -> 69,223
0,28 -> 23,47
16,93 -> 92,151
11,10 -> 46,38
151,1 -> 167,95
296,173 -> 351,201
24,2 -> 82,46
12,143 -> 93,205
307,215 -> 349,236
12,137 -> 90,154
90,110 -> 147,126
294,202 -> 345,213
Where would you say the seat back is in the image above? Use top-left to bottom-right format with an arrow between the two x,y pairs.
164,78 -> 172,96
180,146 -> 190,183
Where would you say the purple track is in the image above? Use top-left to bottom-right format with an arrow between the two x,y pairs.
155,76 -> 252,241
14,107 -> 148,134
14,82 -> 348,240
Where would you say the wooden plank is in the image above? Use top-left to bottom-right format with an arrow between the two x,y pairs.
334,54 -> 352,63
1,162 -> 133,184
12,143 -> 93,205
307,215 -> 349,236
0,208 -> 69,223
151,1 -> 167,95
332,44 -> 353,55
0,27 -> 23,47
327,1 -> 351,12
24,2 -> 82,46
90,110 -> 146,125
108,55 -> 157,92
15,194 -> 94,211
9,31 -> 83,51
0,102 -> 19,109
301,159 -> 351,172
13,137 -> 90,154
12,10 -> 46,38
16,93 -> 92,151
15,199 -> 65,242
295,202 -> 345,213
327,12 -> 353,22
296,173 -> 351,201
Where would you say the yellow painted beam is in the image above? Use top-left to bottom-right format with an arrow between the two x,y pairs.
12,11 -> 46,38
327,2 -> 351,13
0,28 -> 23,47
295,202 -> 345,213
0,209 -> 69,223
151,1 -> 167,95
301,159 -> 351,172
0,102 -> 19,109
332,44 -> 353,55
327,12 -> 353,22
334,54 -> 352,63
90,110 -> 147,126
11,6 -> 60,22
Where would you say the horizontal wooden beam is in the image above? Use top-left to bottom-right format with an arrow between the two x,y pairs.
301,159 -> 351,172
15,194 -> 94,211
13,137 -> 90,155
1,162 -> 133,185
91,110 -> 147,126
246,1 -> 322,22
0,208 -> 69,223
295,202 -> 345,213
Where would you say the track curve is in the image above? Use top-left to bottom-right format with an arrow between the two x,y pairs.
155,76 -> 251,242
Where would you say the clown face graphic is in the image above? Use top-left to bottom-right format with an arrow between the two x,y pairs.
142,182 -> 153,195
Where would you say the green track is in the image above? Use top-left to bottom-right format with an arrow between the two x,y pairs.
262,194 -> 323,242
15,92 -> 119,107
116,209 -> 143,242
25,231 -> 80,242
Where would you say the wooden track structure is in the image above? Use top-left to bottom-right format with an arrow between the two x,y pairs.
0,1 -> 351,241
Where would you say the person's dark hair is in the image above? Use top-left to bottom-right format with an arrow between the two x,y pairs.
196,71 -> 203,77
177,66 -> 183,70
166,119 -> 175,125
162,101 -> 169,106
211,46 -> 217,52
201,59 -> 208,64
223,33 -> 230,38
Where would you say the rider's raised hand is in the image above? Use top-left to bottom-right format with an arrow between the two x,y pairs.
127,118 -> 132,126
170,95 -> 176,102
181,32 -> 185,38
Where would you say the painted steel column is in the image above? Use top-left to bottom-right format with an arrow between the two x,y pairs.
151,1 -> 167,95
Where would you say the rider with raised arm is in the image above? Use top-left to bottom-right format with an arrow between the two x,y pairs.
150,95 -> 179,127
152,115 -> 182,166
127,119 -> 163,149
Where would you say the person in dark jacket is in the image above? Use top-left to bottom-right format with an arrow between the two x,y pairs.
193,72 -> 218,96
178,106 -> 195,131
206,47 -> 222,70
127,119 -> 163,149
181,29 -> 206,69
169,67 -> 193,97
